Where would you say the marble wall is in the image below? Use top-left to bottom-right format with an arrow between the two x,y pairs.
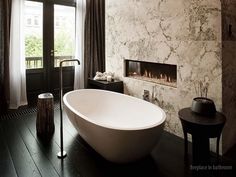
106,0 -> 222,151
222,0 -> 236,153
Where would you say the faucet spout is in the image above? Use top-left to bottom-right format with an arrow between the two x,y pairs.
59,59 -> 80,67
151,85 -> 159,104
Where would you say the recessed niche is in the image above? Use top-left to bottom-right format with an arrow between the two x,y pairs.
124,59 -> 177,88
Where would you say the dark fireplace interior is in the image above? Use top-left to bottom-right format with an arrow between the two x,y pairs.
125,60 -> 177,87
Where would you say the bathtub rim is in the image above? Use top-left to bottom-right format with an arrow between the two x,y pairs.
63,89 -> 166,131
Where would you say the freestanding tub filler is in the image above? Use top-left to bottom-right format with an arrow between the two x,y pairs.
63,89 -> 166,163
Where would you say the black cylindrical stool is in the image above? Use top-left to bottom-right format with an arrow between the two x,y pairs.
36,93 -> 55,138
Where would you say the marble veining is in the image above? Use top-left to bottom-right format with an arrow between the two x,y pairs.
106,0 -> 222,152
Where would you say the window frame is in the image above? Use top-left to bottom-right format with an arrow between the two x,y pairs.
25,0 -> 76,101
28,0 -> 76,7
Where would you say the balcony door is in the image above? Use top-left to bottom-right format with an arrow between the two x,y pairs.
24,0 -> 76,102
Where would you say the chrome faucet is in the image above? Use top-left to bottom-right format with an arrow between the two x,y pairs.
58,59 -> 80,159
151,85 -> 159,104
143,90 -> 150,102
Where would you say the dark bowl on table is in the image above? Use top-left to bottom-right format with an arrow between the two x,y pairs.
191,97 -> 216,116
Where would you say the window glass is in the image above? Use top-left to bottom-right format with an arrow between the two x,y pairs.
54,5 -> 75,67
24,1 -> 43,69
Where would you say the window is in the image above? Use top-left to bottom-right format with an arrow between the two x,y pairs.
24,1 -> 43,69
54,5 -> 75,67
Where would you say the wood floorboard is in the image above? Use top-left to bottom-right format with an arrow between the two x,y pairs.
0,108 -> 236,177
151,132 -> 192,177
0,123 -> 18,177
54,111 -> 98,154
22,113 -> 81,177
62,112 -> 101,156
53,111 -> 105,177
13,117 -> 60,177
2,119 -> 41,177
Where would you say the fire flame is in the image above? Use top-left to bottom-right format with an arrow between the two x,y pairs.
142,70 -> 173,82
130,70 -> 173,83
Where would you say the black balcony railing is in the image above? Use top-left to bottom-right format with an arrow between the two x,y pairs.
26,56 -> 73,69
26,57 -> 42,69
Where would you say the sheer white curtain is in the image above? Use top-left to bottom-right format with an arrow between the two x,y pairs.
74,0 -> 86,89
9,0 -> 27,109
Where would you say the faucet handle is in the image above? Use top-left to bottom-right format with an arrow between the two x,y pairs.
143,90 -> 150,101
144,90 -> 149,95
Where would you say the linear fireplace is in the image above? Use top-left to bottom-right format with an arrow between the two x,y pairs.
124,59 -> 177,87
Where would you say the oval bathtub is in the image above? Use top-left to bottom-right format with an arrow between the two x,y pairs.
63,89 -> 166,163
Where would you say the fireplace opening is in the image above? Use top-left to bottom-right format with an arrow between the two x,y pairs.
125,59 -> 177,87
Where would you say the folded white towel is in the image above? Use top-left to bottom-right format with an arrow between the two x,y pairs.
94,71 -> 114,81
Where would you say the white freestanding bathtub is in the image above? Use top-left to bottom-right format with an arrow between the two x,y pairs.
63,89 -> 166,163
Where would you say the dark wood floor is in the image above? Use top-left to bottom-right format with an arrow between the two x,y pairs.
0,109 -> 235,177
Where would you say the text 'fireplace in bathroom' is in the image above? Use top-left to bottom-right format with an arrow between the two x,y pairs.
125,60 -> 177,88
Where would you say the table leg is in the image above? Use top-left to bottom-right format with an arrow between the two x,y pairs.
184,130 -> 188,157
192,135 -> 210,164
216,136 -> 220,162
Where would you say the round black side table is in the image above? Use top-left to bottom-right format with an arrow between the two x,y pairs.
178,108 -> 226,164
